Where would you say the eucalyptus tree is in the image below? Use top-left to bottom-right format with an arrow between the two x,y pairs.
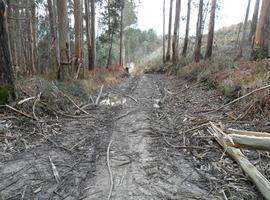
251,0 -> 270,60
0,0 -> 16,103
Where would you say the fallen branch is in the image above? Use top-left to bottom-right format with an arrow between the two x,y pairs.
96,85 -> 104,105
49,156 -> 61,183
208,85 -> 270,113
227,134 -> 270,151
20,185 -> 27,200
107,140 -> 113,200
32,93 -> 41,121
226,128 -> 270,138
38,101 -> 96,119
63,93 -> 89,115
5,104 -> 35,120
18,97 -> 35,105
209,122 -> 270,200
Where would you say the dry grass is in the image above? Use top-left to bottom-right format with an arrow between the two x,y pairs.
176,58 -> 270,117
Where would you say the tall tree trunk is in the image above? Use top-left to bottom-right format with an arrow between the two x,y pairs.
47,0 -> 59,76
182,0 -> 191,57
238,0 -> 251,58
90,0 -> 96,70
85,0 -> 91,70
119,6 -> 124,66
205,0 -> 217,59
163,0 -> 165,62
107,32 -> 114,67
172,0 -> 181,64
166,0 -> 173,61
27,0 -> 36,75
57,0 -> 70,80
251,0 -> 270,60
0,0 -> 16,102
31,2 -> 38,73
249,0 -> 260,42
194,0 -> 203,62
74,0 -> 82,74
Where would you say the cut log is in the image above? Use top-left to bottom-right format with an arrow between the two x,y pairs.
209,122 -> 270,200
227,128 -> 270,138
228,134 -> 270,151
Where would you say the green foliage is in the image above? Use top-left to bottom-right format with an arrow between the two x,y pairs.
0,87 -> 9,105
220,78 -> 241,99
125,28 -> 162,63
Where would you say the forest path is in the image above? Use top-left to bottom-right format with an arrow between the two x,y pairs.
1,74 -> 263,200
84,75 -> 218,200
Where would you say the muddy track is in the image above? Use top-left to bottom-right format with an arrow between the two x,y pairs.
84,75 -> 219,200
0,74 -> 266,200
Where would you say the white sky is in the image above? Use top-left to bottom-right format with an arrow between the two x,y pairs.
137,0 -> 258,36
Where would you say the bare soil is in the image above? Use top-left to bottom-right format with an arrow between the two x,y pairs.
0,74 -> 269,200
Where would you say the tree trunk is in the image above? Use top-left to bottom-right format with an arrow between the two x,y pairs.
205,0 -> 217,59
27,0 -> 36,75
166,0 -> 173,62
251,0 -> 270,60
249,0 -> 260,42
57,0 -> 70,80
0,0 -> 16,103
31,2 -> 38,73
194,0 -> 203,63
85,0 -> 91,70
163,0 -> 166,62
47,0 -> 59,76
74,0 -> 82,74
119,6 -> 124,66
107,32 -> 114,67
182,0 -> 191,57
90,0 -> 96,70
172,0 -> 181,64
238,0 -> 251,58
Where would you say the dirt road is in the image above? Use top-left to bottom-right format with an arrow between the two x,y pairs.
0,75 -> 265,199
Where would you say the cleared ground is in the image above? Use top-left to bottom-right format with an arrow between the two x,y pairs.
0,74 -> 267,199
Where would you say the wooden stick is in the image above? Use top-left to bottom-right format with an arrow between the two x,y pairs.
209,123 -> 270,200
107,140 -> 113,200
226,128 -> 270,138
49,156 -> 61,184
5,104 -> 35,120
227,134 -> 270,151
18,97 -> 35,105
208,84 -> 270,113
32,93 -> 41,121
96,85 -> 104,105
63,93 -> 89,115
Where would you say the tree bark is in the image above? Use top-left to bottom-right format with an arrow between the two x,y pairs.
194,0 -> 203,63
238,0 -> 251,58
166,0 -> 173,62
90,0 -> 96,70
119,5 -> 124,66
251,0 -> 270,60
182,0 -> 191,57
85,0 -> 91,70
74,0 -> 82,64
27,0 -> 36,75
0,0 -> 16,102
107,32 -> 114,67
57,0 -> 70,80
249,0 -> 260,42
205,0 -> 217,59
172,0 -> 181,64
163,0 -> 166,62
47,0 -> 59,75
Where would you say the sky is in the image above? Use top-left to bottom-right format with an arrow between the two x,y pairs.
137,0 -> 258,36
